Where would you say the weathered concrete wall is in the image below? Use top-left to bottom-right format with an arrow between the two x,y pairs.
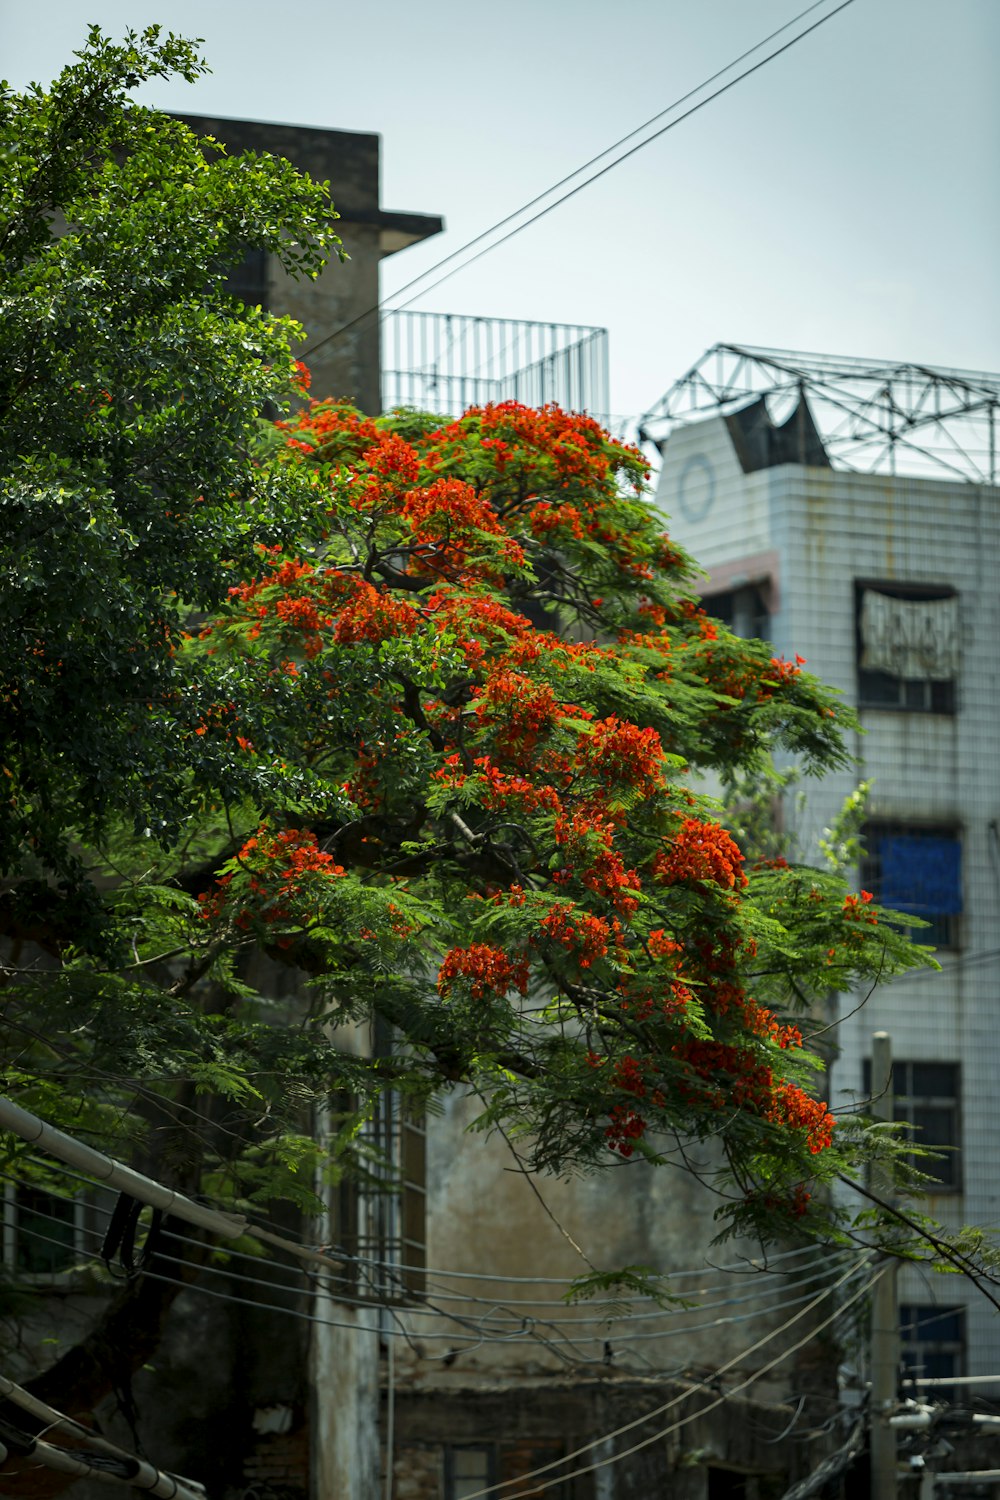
385,1376 -> 814,1499
374,1085 -> 841,1500
174,114 -> 442,413
394,1088 -> 835,1402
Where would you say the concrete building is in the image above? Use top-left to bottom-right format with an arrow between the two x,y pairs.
376,1086 -> 865,1500
642,343 -> 1000,1406
175,114 -> 444,413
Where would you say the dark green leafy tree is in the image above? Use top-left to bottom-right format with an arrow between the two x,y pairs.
0,24 -> 341,937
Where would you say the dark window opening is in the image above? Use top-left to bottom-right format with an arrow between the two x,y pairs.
900,1304 -> 965,1401
703,582 -> 771,641
855,581 -> 957,714
445,1445 -> 495,1500
224,246 -> 270,310
861,822 -> 961,949
863,1060 -> 961,1191
445,1443 -> 571,1500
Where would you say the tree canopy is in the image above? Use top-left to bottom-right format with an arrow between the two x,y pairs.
0,24 -> 341,942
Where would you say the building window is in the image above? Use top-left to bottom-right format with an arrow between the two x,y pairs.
861,823 -> 961,949
855,582 -> 957,713
900,1304 -> 965,1398
2,1183 -> 82,1277
445,1447 -> 495,1500
331,1089 -> 426,1302
224,246 -> 270,310
863,1061 -> 961,1191
702,582 -> 771,641
444,1443 -> 569,1500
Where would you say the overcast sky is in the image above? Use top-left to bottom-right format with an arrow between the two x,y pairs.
3,0 -> 998,421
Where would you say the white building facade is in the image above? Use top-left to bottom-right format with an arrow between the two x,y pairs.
646,345 -> 1000,1398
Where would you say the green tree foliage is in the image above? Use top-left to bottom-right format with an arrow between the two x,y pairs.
0,25 -> 341,928
0,29 -> 982,1314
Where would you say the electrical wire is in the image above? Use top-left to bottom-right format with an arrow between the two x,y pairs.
3,1123 -> 878,1381
452,1256 -> 880,1500
234,1182 -> 838,1283
4,1148 -> 882,1459
302,0 -> 856,361
6,1180 -> 872,1365
9,1209 -> 867,1355
12,1161 -> 846,1319
27,1152 -> 833,1293
12,1173 -> 855,1347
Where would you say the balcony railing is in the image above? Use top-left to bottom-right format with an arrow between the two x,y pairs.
381,310 -> 609,422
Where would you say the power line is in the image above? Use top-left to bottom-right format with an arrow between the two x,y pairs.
20,1155 -> 840,1305
5,1147 -> 867,1353
0,1100 -> 876,1388
454,1255 -> 878,1500
6,1192 -> 859,1347
8,1214 -> 872,1387
500,1270 -> 879,1499
302,0 -> 857,362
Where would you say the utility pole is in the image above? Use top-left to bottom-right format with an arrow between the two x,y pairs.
870,1030 -> 899,1500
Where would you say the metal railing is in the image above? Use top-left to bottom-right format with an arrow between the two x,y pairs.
381,310 -> 609,422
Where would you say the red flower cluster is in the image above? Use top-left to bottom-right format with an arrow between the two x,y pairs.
197,826 -> 346,934
604,1105 -> 646,1157
537,903 -> 616,968
241,827 -> 346,893
770,1083 -> 835,1154
843,890 -> 878,925
673,1039 -> 833,1153
448,755 -> 562,814
477,669 -> 561,755
331,578 -> 422,646
363,431 -> 420,483
438,944 -> 530,1001
653,818 -> 748,889
578,716 -> 664,793
528,499 -> 586,541
402,477 -> 525,578
275,401 -> 379,462
612,1054 -> 648,1097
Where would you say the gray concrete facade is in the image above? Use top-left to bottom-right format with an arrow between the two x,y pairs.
175,113 -> 443,413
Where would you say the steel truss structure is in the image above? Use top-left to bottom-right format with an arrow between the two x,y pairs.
640,344 -> 1000,485
381,310 -> 609,423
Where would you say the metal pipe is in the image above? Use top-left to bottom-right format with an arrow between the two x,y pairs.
0,1097 -> 247,1239
903,1374 -> 1000,1388
0,1384 -> 206,1500
870,1032 -> 898,1500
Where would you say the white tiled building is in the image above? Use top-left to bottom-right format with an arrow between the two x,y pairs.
646,345 -> 1000,1397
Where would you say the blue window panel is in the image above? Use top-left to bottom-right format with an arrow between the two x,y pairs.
878,835 -> 962,916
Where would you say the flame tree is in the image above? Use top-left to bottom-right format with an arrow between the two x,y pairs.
167,395 -> 925,1240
